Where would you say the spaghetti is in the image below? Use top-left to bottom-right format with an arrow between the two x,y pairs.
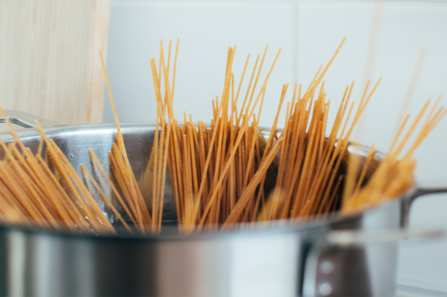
0,39 -> 443,235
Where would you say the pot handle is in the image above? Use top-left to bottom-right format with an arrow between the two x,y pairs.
0,110 -> 59,129
401,182 -> 447,227
302,228 -> 446,297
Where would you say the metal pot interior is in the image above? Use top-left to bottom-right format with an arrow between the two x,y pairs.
0,123 -> 385,236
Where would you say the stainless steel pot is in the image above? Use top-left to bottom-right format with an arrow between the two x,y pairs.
0,110 -> 445,297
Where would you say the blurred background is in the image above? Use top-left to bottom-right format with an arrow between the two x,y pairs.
103,0 -> 447,295
1,0 -> 446,295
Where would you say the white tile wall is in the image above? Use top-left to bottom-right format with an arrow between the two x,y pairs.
104,0 -> 447,291
104,0 -> 295,127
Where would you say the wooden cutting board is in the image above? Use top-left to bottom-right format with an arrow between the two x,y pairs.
0,0 -> 110,132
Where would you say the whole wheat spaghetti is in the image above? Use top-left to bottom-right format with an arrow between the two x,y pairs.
0,39 -> 444,235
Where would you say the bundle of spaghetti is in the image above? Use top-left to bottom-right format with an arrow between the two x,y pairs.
147,41 -> 290,233
156,37 -> 441,229
0,107 -> 125,234
343,96 -> 447,212
88,51 -> 154,234
241,40 -> 385,224
145,40 -> 176,233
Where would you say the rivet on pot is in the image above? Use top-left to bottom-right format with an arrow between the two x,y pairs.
318,283 -> 333,296
320,260 -> 335,274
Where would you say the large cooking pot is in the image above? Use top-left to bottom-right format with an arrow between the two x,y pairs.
0,110 -> 445,297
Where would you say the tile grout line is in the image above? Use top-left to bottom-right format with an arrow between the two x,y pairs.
291,1 -> 298,86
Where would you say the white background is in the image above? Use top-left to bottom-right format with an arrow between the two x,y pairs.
103,0 -> 447,292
